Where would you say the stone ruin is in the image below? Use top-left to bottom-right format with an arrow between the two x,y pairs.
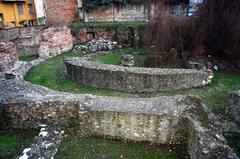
73,39 -> 119,53
0,71 -> 238,158
121,54 -> 134,67
0,27 -> 239,159
0,42 -> 18,72
64,52 -> 213,93
38,26 -> 73,58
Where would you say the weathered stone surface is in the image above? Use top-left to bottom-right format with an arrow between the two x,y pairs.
4,58 -> 44,81
64,53 -> 213,93
0,42 -> 18,72
227,91 -> 240,124
75,29 -> 116,44
0,50 -> 238,159
0,78 -> 238,158
13,26 -> 43,56
45,0 -> 76,25
187,119 -> 237,159
121,54 -> 134,67
38,26 -> 73,58
84,4 -> 154,22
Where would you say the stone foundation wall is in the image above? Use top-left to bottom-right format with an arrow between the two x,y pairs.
0,47 -> 237,158
0,77 -> 236,158
64,55 -> 211,93
90,111 -> 187,144
0,26 -> 43,56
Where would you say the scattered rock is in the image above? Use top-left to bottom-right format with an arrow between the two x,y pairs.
73,39 -> 119,53
187,61 -> 206,70
18,125 -> 64,159
187,56 -> 230,71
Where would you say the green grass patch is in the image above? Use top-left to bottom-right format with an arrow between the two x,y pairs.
19,54 -> 39,61
56,136 -> 187,159
91,47 -> 152,67
225,134 -> 240,155
25,50 -> 240,115
0,130 -> 37,159
92,52 -> 122,65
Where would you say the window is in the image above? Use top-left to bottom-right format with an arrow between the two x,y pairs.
28,4 -> 33,14
0,14 -> 3,22
17,4 -> 23,15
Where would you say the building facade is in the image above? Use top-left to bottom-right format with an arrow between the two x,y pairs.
0,0 -> 37,28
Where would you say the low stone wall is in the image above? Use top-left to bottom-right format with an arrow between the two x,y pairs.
0,78 -> 237,158
0,51 -> 238,158
0,26 -> 43,43
64,54 -> 212,93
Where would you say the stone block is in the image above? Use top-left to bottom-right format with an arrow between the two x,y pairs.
227,91 -> 240,124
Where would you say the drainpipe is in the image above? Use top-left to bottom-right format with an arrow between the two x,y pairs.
77,0 -> 84,21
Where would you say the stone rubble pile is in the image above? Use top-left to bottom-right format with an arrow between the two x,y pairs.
18,125 -> 64,159
187,55 -> 230,71
121,54 -> 134,67
73,39 -> 119,53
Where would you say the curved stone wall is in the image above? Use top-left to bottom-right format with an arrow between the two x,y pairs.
0,77 -> 237,159
0,59 -> 237,159
64,53 -> 212,92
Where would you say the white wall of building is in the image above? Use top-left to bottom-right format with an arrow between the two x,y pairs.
34,0 -> 46,25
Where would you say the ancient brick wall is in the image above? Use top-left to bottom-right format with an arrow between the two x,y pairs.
38,26 -> 73,58
84,4 -> 155,22
44,0 -> 77,25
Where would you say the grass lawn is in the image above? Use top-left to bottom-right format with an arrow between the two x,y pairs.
0,130 -> 37,159
19,54 -> 39,61
225,134 -> 240,156
25,50 -> 240,115
91,49 -> 145,67
56,136 -> 187,159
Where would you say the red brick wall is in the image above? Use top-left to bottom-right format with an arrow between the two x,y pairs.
45,0 -> 77,25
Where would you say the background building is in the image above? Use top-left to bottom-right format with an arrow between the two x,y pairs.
0,0 -> 36,28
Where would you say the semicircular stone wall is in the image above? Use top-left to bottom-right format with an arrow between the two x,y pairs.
64,53 -> 212,93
